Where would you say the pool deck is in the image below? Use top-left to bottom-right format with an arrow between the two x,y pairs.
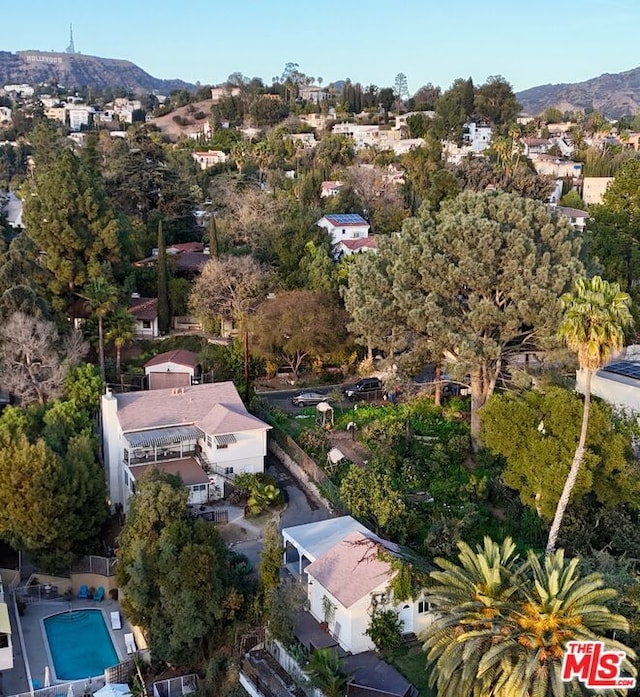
3,596 -> 133,697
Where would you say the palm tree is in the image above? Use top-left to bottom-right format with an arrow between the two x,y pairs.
306,648 -> 350,697
546,276 -> 633,554
422,537 -> 524,697
80,276 -> 118,382
105,307 -> 136,378
423,537 -> 636,697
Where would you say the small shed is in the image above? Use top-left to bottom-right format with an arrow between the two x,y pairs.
144,349 -> 202,390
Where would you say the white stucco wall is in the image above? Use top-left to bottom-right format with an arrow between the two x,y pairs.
576,368 -> 640,414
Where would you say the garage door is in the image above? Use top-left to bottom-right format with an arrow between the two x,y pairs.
148,372 -> 190,390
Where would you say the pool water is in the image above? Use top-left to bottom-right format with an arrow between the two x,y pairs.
44,610 -> 119,680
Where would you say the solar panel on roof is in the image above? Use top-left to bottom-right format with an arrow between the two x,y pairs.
326,213 -> 367,224
602,362 -> 640,379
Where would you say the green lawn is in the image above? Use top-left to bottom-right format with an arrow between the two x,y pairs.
383,642 -> 435,697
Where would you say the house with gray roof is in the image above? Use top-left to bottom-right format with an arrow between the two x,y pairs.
101,382 -> 271,511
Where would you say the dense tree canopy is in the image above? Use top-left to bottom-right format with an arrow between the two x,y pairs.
0,403 -> 108,571
481,386 -> 640,519
117,469 -> 254,665
345,191 -> 584,439
22,147 -> 122,312
250,290 -> 348,376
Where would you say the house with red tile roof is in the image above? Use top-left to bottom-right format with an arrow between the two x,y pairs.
101,382 -> 271,511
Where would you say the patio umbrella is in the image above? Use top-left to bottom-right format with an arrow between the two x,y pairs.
93,685 -> 132,697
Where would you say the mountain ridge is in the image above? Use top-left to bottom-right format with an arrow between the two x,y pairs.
0,49 -> 195,94
516,65 -> 640,118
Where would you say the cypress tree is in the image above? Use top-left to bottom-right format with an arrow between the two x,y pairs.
157,219 -> 170,335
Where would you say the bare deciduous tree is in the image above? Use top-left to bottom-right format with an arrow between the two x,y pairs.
189,255 -> 269,333
0,312 -> 88,405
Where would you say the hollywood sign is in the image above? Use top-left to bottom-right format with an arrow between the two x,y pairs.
24,54 -> 63,65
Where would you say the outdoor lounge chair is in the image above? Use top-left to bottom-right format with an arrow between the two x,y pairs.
77,584 -> 89,599
124,632 -> 137,654
93,586 -> 105,601
110,611 -> 122,629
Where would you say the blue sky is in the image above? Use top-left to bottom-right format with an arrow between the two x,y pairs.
3,0 -> 638,94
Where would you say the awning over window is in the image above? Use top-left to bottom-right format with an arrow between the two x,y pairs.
125,426 -> 202,449
215,434 -> 237,446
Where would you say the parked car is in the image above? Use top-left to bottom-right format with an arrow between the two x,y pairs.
343,377 -> 383,401
291,391 -> 330,407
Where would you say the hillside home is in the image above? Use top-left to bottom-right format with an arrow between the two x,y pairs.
335,237 -> 377,257
554,205 -> 589,233
101,382 -> 271,512
210,86 -> 241,102
530,155 -> 582,179
522,138 -> 552,156
320,180 -> 344,198
394,111 -> 435,130
133,242 -> 210,276
1,191 -> 23,228
192,150 -> 228,170
128,296 -> 159,339
282,516 -> 432,655
317,214 -> 370,246
144,349 -> 202,390
0,106 -> 11,122
462,121 -> 492,152
284,132 -> 317,149
583,177 -> 614,205
298,85 -> 328,104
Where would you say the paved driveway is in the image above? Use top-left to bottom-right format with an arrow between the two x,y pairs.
224,454 -> 332,568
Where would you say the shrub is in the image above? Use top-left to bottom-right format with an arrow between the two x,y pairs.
365,608 -> 403,651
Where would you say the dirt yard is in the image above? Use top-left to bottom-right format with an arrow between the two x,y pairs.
327,429 -> 371,467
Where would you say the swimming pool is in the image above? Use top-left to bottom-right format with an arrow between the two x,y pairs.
43,610 -> 119,680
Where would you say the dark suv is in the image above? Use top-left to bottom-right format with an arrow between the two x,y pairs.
343,377 -> 383,401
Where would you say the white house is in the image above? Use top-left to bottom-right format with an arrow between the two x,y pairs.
1,191 -> 23,228
335,237 -> 377,257
576,358 -> 640,415
0,106 -> 11,123
462,121 -> 493,152
282,516 -> 432,655
316,213 -> 370,246
554,205 -> 589,233
101,382 -> 271,512
192,150 -> 228,170
320,180 -> 344,198
144,349 -> 202,390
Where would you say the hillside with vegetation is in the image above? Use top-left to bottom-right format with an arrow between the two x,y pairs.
0,49 -> 194,94
517,65 -> 640,117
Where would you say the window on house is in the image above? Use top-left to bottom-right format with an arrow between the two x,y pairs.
142,320 -> 151,329
225,466 -> 234,476
124,471 -> 129,486
418,601 -> 432,614
206,435 -> 212,447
